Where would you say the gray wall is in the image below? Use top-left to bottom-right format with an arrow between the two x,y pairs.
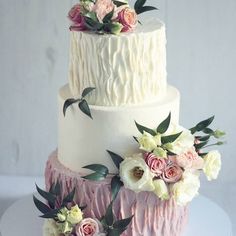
0,0 -> 235,232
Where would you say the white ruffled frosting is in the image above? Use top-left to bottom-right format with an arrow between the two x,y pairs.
68,18 -> 167,106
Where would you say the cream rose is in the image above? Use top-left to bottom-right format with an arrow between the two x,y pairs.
120,153 -> 155,193
203,150 -> 221,181
93,0 -> 115,22
171,171 -> 200,206
138,131 -> 161,152
153,179 -> 170,200
67,205 -> 83,225
43,219 -> 59,236
57,221 -> 73,234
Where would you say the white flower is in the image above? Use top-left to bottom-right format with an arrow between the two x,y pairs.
166,124 -> 194,155
203,150 -> 221,181
57,221 -> 73,234
67,205 -> 83,225
120,153 -> 155,193
43,219 -> 59,236
138,131 -> 161,152
153,179 -> 169,200
153,147 -> 167,158
171,171 -> 200,206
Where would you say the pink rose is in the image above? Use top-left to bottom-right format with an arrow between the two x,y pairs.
117,7 -> 137,32
144,153 -> 167,176
162,164 -> 183,183
68,4 -> 86,31
75,218 -> 102,236
176,147 -> 204,169
93,0 -> 115,22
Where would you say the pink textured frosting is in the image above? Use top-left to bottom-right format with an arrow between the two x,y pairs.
45,151 -> 188,236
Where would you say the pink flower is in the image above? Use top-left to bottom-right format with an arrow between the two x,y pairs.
68,4 -> 86,31
176,147 -> 204,169
117,7 -> 137,32
144,153 -> 167,176
75,218 -> 102,236
162,164 -> 183,183
93,0 -> 115,22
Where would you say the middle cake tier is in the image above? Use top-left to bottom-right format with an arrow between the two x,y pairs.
58,84 -> 180,173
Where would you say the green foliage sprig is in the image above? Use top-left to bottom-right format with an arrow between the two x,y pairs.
134,0 -> 158,15
63,87 -> 95,119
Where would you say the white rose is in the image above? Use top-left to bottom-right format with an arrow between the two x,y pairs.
203,150 -> 221,181
67,205 -> 83,225
57,221 -> 73,234
153,179 -> 169,200
138,131 -> 161,152
43,219 -> 59,236
171,171 -> 200,206
166,125 -> 194,155
120,153 -> 155,193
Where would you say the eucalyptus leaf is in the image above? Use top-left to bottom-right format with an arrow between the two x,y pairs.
79,99 -> 93,119
62,188 -> 76,206
161,132 -> 182,144
105,202 -> 114,226
40,209 -> 61,219
113,0 -> 128,7
83,164 -> 109,176
33,195 -> 50,214
111,175 -> 123,200
82,87 -> 95,98
83,172 -> 107,181
135,121 -> 156,136
135,5 -> 157,14
107,150 -> 124,170
63,98 -> 79,116
156,112 -> 171,134
36,184 -> 56,207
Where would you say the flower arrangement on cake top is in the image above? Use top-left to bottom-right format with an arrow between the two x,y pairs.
68,0 -> 157,34
83,113 -> 225,206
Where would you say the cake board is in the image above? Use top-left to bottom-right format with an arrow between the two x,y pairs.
0,195 -> 233,236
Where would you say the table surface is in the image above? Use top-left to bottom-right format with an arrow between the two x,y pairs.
0,176 -> 233,236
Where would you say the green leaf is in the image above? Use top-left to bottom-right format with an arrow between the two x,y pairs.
199,152 -> 208,157
80,205 -> 87,211
134,0 -> 146,12
107,150 -> 124,170
36,184 -> 56,207
113,215 -> 134,229
133,136 -> 138,143
83,172 -> 107,181
135,121 -> 156,136
161,132 -> 182,144
108,228 -> 126,236
84,16 -> 104,31
111,175 -> 123,200
62,188 -> 76,206
40,209 -> 60,219
105,202 -> 114,226
190,116 -> 215,134
113,1 -> 128,7
135,5 -> 158,14
83,164 -> 109,176
103,9 -> 114,23
33,195 -> 50,214
63,98 -> 79,116
156,113 -> 171,134
196,135 -> 210,142
82,87 -> 95,98
194,141 -> 209,150
203,128 -> 214,134
79,99 -> 93,119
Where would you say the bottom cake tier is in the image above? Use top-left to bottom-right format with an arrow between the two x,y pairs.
45,151 -> 188,236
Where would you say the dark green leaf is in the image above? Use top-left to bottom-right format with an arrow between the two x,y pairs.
53,181 -> 61,196
135,121 -> 156,136
36,184 -> 56,206
196,135 -> 210,142
161,132 -> 182,144
107,150 -> 124,170
190,116 -> 215,134
134,0 -> 146,12
194,141 -> 209,150
135,5 -> 158,14
82,87 -> 96,98
103,9 -> 114,23
105,202 -> 114,226
156,112 -> 171,134
83,172 -> 107,181
80,205 -> 87,211
84,16 -> 104,31
33,195 -> 50,214
108,228 -> 126,236
79,99 -> 93,119
199,152 -> 208,157
113,215 -> 133,229
113,0 -> 128,7
111,175 -> 123,200
83,164 -> 109,176
203,128 -> 214,134
63,98 -> 79,116
190,127 -> 197,134
133,136 -> 138,143
40,209 -> 60,219
62,188 -> 76,206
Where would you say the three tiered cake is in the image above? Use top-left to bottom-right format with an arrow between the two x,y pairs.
33,1 -> 225,235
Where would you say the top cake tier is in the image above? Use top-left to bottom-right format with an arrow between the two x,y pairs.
68,18 -> 167,106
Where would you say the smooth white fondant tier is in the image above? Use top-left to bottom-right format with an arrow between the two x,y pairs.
68,18 -> 167,106
58,84 -> 180,173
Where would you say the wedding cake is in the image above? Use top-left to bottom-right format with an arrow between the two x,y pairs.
33,1 -> 225,236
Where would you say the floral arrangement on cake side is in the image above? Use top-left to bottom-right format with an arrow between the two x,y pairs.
33,182 -> 133,236
68,0 -> 157,35
83,113 -> 225,206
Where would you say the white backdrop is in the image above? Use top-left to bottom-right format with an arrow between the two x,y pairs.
0,0 -> 235,233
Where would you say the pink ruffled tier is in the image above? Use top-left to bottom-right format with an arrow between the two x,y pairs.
45,151 -> 188,236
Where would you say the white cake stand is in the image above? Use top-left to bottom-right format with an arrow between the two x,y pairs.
0,195 -> 233,236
